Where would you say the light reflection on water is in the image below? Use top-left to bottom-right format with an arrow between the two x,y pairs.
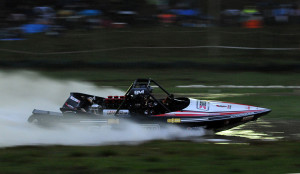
191,119 -> 300,144
216,120 -> 285,141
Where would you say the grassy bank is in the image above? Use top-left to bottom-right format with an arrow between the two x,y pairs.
1,141 -> 300,174
35,69 -> 300,87
1,26 -> 299,71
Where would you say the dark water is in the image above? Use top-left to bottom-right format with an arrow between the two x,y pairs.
192,119 -> 300,143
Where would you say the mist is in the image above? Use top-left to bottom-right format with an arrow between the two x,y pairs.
0,71 -> 205,148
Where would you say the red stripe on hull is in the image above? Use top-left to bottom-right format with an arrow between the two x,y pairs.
153,110 -> 265,117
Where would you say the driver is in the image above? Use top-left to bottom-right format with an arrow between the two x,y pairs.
79,96 -> 94,112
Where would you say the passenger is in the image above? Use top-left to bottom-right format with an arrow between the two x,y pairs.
163,94 -> 174,105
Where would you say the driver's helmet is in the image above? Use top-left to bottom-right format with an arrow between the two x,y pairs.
87,97 -> 93,104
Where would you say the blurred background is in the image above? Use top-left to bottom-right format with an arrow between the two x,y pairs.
1,0 -> 299,83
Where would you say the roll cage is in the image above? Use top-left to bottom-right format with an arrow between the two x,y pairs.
115,78 -> 173,116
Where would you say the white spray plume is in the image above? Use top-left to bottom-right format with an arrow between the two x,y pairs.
0,71 -> 205,147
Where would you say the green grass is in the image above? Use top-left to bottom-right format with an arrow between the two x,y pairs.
1,141 -> 300,174
36,69 -> 300,87
1,26 -> 299,68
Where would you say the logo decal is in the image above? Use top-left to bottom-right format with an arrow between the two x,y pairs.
70,96 -> 80,103
216,105 -> 227,108
216,104 -> 231,109
134,90 -> 145,95
103,109 -> 129,116
197,101 -> 209,111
